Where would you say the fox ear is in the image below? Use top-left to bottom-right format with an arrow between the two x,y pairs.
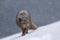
19,18 -> 22,22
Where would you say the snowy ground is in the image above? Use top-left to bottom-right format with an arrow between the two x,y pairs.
0,21 -> 60,40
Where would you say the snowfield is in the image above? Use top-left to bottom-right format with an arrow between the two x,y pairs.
0,21 -> 60,40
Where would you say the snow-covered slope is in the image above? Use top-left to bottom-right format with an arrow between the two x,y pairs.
1,21 -> 60,40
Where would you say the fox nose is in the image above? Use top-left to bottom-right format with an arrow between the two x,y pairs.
24,20 -> 27,22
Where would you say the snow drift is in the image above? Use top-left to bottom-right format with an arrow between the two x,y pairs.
0,21 -> 60,40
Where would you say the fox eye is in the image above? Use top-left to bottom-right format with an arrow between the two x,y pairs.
19,18 -> 22,22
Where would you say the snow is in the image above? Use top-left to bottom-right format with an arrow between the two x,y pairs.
0,21 -> 60,40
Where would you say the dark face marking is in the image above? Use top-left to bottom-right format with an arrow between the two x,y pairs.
19,18 -> 22,22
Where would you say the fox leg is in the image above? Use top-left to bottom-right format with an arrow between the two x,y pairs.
22,28 -> 28,36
